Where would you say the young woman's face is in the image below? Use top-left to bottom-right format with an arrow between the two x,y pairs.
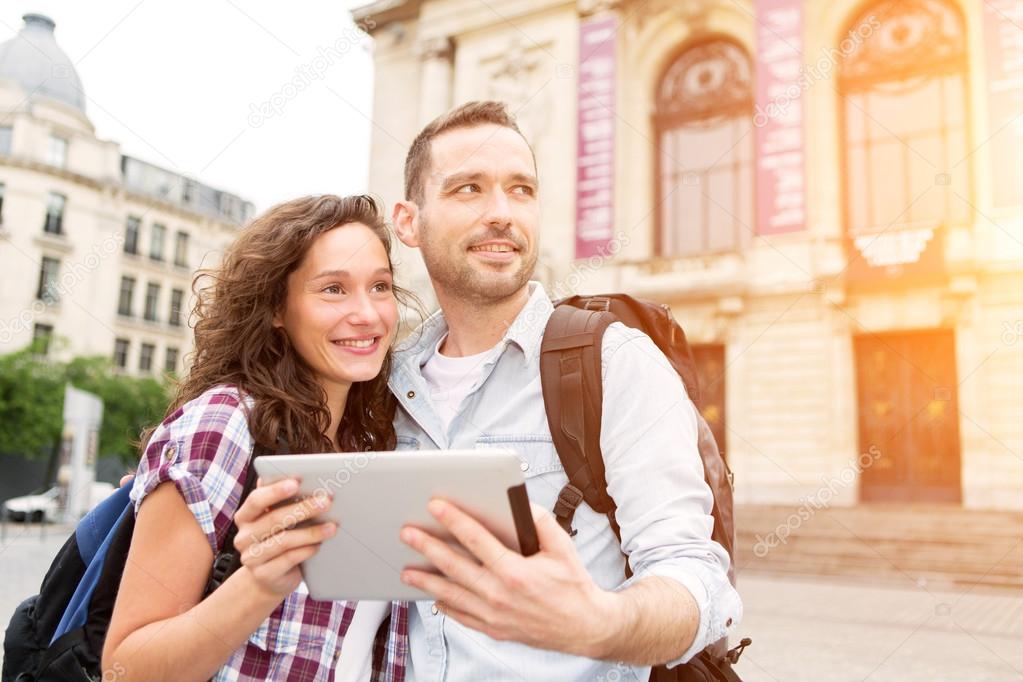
276,222 -> 398,395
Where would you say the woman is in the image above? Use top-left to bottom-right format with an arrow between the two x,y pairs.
102,195 -> 411,681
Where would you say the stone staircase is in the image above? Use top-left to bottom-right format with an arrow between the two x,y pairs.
734,504 -> 1023,589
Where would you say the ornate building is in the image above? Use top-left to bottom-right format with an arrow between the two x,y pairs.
354,0 -> 1023,511
0,14 -> 253,376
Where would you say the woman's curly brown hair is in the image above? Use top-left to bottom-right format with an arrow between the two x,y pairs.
143,194 -> 415,455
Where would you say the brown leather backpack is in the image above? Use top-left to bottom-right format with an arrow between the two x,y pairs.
539,294 -> 750,681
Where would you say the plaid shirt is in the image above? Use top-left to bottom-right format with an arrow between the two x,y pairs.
130,385 -> 409,681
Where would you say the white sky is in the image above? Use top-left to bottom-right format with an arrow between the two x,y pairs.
2,0 -> 376,212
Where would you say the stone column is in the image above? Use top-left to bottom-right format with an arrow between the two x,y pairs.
418,36 -> 455,126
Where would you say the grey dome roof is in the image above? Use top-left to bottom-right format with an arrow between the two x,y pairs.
0,14 -> 86,114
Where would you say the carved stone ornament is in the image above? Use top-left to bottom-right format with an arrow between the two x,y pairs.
656,39 -> 753,126
840,0 -> 966,91
621,0 -> 716,38
419,35 -> 454,62
484,37 -> 555,151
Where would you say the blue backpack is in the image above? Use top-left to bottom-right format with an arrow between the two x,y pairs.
2,450 -> 264,682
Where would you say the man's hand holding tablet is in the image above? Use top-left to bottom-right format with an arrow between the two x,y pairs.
397,497 -> 617,656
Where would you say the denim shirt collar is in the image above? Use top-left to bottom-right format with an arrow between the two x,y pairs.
392,281 -> 553,376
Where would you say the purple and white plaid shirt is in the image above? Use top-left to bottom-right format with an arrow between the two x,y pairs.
130,385 -> 408,681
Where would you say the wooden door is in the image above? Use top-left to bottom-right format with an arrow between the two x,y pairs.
692,344 -> 727,462
854,330 -> 962,503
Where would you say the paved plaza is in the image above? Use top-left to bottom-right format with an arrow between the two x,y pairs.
731,572 -> 1023,681
2,523 -> 1022,680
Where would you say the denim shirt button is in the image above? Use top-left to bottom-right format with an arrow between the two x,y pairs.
430,603 -> 439,615
407,390 -> 416,399
519,461 -> 529,472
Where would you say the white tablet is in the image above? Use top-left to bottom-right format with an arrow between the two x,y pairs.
252,449 -> 539,601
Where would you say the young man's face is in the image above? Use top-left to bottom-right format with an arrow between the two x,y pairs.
414,123 -> 540,305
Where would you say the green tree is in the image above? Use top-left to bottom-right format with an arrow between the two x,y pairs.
0,349 -> 172,466
0,349 -> 65,458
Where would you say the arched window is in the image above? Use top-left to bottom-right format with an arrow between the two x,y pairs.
655,38 -> 754,257
840,0 -> 971,247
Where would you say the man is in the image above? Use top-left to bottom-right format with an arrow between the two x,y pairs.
390,100 -> 742,681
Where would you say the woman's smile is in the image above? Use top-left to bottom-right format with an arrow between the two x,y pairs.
330,334 -> 383,356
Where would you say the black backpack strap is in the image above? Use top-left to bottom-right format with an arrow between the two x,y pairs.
540,305 -> 617,539
204,436 -> 289,597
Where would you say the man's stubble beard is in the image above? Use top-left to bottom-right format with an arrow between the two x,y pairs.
418,214 -> 538,306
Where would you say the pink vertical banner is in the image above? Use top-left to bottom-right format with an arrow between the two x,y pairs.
575,15 -> 616,259
983,0 -> 1023,209
754,0 -> 806,235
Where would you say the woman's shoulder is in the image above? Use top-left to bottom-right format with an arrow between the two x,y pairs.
132,384 -> 257,551
163,384 -> 252,427
149,384 -> 255,460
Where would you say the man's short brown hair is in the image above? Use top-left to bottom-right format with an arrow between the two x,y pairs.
403,100 -> 531,204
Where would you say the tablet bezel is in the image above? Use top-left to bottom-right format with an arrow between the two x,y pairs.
252,449 -> 538,601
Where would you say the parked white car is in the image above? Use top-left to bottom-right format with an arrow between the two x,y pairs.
2,482 -> 116,523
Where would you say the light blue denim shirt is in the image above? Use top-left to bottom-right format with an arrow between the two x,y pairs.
390,282 -> 742,682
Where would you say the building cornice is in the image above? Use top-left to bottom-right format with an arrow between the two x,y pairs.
352,0 -> 423,34
0,154 -> 106,190
577,0 -> 622,17
0,155 -> 243,230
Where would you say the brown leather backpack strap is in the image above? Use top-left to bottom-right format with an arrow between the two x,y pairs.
540,304 -> 616,537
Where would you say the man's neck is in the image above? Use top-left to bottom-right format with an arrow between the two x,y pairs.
435,284 -> 531,357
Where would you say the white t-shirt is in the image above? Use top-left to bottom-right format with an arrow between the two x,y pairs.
334,600 -> 390,681
420,335 -> 495,433
337,337 -> 492,681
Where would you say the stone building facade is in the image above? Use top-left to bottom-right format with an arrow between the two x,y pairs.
0,14 -> 253,376
353,0 -> 1023,510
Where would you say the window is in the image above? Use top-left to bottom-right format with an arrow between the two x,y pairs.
840,0 -> 971,244
182,179 -> 196,204
32,323 -> 54,355
44,193 -> 66,235
0,126 -> 11,155
118,276 -> 135,316
124,216 -> 141,255
113,338 -> 130,369
139,343 -> 155,372
655,38 -> 754,256
165,347 -> 179,374
174,231 -> 189,268
169,288 -> 185,327
144,282 -> 160,322
47,135 -> 68,168
150,223 -> 166,261
37,257 -> 60,303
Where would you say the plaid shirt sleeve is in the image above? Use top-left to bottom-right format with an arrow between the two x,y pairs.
129,385 -> 253,554
127,385 -> 410,681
